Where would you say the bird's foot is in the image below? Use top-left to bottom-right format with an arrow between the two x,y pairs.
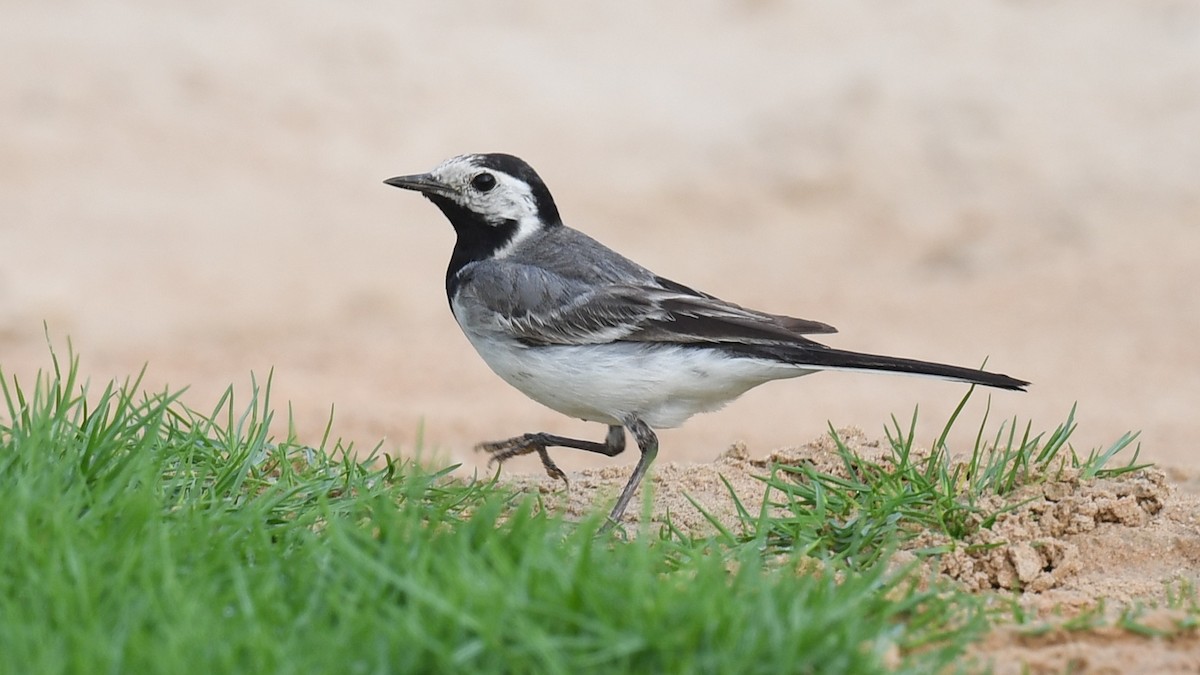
475,435 -> 569,487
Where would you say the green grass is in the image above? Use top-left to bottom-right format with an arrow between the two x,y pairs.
0,347 -> 1169,674
708,387 -> 1147,567
1,348 -> 998,674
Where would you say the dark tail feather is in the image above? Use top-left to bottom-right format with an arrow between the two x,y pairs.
726,343 -> 1029,391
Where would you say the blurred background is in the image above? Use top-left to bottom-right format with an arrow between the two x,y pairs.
2,1 -> 1198,474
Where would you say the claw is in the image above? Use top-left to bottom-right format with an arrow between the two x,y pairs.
535,447 -> 569,488
475,435 -> 569,487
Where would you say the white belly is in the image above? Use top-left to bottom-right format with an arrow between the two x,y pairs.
460,330 -> 812,429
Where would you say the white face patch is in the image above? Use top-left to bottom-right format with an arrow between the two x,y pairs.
429,155 -> 547,257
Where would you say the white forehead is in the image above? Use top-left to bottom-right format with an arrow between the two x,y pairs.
430,154 -> 486,181
428,154 -> 539,222
429,155 -> 523,193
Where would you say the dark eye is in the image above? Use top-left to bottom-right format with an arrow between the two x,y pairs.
471,173 -> 497,192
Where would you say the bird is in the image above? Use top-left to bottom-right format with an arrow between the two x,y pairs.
383,153 -> 1029,527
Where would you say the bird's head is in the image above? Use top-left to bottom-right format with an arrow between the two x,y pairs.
385,154 -> 562,257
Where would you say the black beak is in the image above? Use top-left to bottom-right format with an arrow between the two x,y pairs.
383,173 -> 455,199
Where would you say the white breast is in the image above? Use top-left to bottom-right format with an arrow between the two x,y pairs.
456,321 -> 813,429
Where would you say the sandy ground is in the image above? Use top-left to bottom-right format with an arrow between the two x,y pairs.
512,430 -> 1200,673
3,1 -> 1199,671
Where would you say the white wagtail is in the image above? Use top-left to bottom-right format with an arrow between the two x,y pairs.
384,153 -> 1029,526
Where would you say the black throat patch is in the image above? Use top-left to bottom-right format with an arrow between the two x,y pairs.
428,195 -> 520,304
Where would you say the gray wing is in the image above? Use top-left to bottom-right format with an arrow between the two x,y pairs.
456,261 -> 837,347
455,258 -> 1030,392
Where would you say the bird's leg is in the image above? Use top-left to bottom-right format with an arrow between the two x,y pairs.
475,425 -> 626,486
601,418 -> 659,530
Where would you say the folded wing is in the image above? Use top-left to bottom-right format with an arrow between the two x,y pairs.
478,265 -> 838,348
